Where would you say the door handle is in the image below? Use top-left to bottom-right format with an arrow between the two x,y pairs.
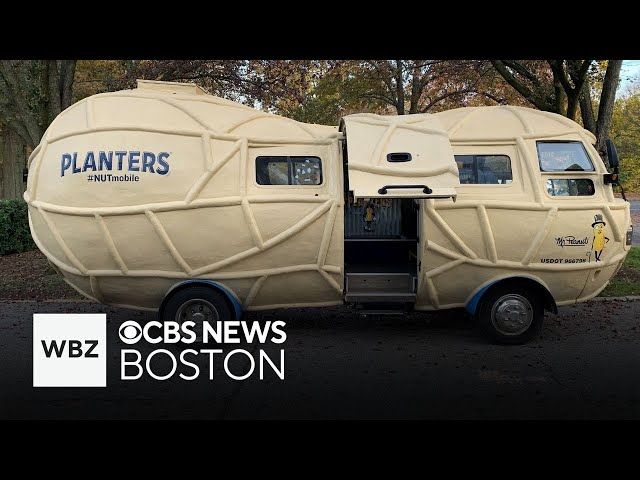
378,185 -> 433,195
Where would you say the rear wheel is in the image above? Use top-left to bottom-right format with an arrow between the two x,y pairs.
477,286 -> 543,344
162,286 -> 232,342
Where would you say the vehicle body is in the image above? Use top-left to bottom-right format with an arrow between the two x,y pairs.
25,80 -> 632,343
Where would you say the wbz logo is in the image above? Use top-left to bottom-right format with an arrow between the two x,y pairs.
41,339 -> 99,358
33,314 -> 106,387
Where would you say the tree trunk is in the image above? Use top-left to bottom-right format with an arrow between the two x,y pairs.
579,76 -> 597,134
595,60 -> 623,158
0,60 -> 77,150
408,62 -> 421,114
0,128 -> 26,200
553,77 -> 565,115
394,60 -> 405,115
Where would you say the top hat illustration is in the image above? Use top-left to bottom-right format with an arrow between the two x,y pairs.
592,214 -> 606,227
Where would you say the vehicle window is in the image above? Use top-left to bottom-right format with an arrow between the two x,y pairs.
256,156 -> 322,186
455,154 -> 512,185
537,141 -> 594,172
545,178 -> 595,196
291,157 -> 322,185
256,157 -> 289,185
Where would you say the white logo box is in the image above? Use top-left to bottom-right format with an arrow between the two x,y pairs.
33,313 -> 106,387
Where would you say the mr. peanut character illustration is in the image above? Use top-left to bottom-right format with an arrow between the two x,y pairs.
591,214 -> 610,261
363,201 -> 377,232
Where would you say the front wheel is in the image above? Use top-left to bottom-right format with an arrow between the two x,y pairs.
477,286 -> 543,344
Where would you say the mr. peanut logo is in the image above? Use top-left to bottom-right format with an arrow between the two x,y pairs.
591,214 -> 610,262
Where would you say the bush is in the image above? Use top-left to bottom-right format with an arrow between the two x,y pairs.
0,199 -> 36,255
619,154 -> 640,194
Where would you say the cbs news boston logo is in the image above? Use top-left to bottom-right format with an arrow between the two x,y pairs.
33,314 -> 106,387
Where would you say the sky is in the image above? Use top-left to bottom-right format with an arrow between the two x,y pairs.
618,60 -> 640,96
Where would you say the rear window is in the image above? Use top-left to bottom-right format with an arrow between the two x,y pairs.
256,156 -> 322,186
537,141 -> 594,172
455,155 -> 512,185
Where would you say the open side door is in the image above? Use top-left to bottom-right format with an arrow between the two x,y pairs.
340,113 -> 459,199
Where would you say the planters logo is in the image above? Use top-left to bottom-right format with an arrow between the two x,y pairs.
61,151 -> 170,177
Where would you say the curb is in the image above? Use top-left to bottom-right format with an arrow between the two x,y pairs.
42,299 -> 91,303
4,297 -> 640,305
587,295 -> 640,303
2,299 -> 91,303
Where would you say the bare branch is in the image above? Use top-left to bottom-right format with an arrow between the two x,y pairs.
0,101 -> 33,146
420,88 -> 473,112
491,60 -> 550,111
502,60 -> 540,85
548,60 -> 573,93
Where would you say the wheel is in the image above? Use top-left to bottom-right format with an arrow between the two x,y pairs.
162,286 -> 232,342
477,286 -> 543,344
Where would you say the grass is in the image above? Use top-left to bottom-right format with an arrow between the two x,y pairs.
601,246 -> 640,297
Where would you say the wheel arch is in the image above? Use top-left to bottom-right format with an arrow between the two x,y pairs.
159,280 -> 243,321
465,275 -> 558,316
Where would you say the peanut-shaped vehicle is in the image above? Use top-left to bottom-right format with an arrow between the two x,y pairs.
25,80 -> 632,343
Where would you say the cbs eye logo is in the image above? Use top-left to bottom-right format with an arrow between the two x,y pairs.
119,320 -> 142,344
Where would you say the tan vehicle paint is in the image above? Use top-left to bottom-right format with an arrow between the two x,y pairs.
24,80 -> 631,339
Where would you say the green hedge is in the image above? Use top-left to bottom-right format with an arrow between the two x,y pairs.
619,154 -> 640,193
0,199 -> 36,255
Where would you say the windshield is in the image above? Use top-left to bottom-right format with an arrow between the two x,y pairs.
537,141 -> 594,172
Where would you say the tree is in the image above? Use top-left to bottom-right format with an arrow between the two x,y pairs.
130,59 -> 311,110
73,60 -> 532,126
610,86 -> 640,156
73,60 -> 137,101
284,65 -> 383,124
579,60 -> 623,154
0,127 -> 27,200
350,60 -> 516,115
124,60 -> 527,123
609,85 -> 640,190
278,60 -> 532,125
491,60 -> 623,159
0,60 -> 77,149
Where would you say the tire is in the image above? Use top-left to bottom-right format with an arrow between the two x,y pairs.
477,285 -> 543,345
162,286 -> 232,342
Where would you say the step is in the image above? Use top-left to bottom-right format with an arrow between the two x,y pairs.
358,309 -> 407,316
346,272 -> 415,292
345,291 -> 417,303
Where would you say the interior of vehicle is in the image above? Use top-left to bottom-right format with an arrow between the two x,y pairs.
343,195 -> 419,308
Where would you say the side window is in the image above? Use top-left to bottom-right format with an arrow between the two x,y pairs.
256,157 -> 289,185
455,154 -> 512,185
537,141 -> 594,172
291,157 -> 322,185
256,156 -> 322,186
546,179 -> 595,196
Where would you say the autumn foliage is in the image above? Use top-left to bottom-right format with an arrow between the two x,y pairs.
0,59 -> 635,201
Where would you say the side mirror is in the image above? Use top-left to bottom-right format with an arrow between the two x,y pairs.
606,139 -> 619,170
603,139 -> 620,185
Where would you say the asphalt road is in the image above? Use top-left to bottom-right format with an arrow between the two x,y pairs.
1,300 -> 640,419
631,200 -> 640,244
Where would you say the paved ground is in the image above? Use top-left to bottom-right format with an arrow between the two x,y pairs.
631,200 -> 640,244
1,300 -> 640,419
